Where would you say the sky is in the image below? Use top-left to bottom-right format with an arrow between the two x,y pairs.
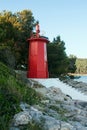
0,0 -> 87,58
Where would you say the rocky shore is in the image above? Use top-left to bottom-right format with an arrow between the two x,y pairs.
10,78 -> 87,130
62,78 -> 87,95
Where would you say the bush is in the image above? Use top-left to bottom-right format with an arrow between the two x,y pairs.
0,46 -> 15,68
0,62 -> 41,129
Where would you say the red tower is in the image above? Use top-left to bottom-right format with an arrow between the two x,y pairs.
27,23 -> 49,78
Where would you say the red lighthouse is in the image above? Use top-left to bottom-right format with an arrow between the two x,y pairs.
27,22 -> 49,78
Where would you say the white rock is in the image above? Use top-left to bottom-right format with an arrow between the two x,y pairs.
41,115 -> 60,130
33,78 -> 87,101
13,111 -> 31,126
61,122 -> 75,130
20,102 -> 30,111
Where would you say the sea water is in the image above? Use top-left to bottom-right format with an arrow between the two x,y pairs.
74,76 -> 87,83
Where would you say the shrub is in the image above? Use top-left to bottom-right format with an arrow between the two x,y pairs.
0,62 -> 42,129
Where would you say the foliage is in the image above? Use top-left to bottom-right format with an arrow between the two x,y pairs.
0,21 -> 15,42
68,55 -> 77,73
16,10 -> 35,40
47,36 -> 69,77
0,10 -> 35,68
0,46 -> 15,68
18,122 -> 42,130
75,58 -> 87,74
0,62 -> 41,129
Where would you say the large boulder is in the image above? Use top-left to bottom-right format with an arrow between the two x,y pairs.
13,111 -> 32,126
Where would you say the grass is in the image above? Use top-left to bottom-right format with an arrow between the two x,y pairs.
17,122 -> 42,130
0,62 -> 42,130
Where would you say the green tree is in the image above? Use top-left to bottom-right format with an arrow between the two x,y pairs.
14,10 -> 35,68
47,36 -> 69,77
16,10 -> 34,39
68,55 -> 77,73
0,10 -> 35,68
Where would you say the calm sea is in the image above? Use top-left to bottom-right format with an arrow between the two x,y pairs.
74,76 -> 87,83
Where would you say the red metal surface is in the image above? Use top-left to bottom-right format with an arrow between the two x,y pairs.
27,37 -> 49,78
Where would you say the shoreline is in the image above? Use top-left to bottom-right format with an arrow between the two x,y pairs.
68,73 -> 87,76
